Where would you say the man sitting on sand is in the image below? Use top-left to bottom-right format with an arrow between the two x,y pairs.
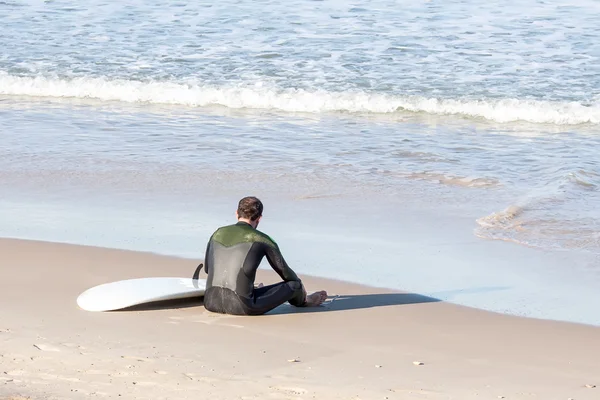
201,196 -> 328,315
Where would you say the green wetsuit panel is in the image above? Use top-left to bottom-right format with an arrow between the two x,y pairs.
204,221 -> 300,299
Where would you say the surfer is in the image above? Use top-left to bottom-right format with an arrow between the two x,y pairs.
201,196 -> 328,315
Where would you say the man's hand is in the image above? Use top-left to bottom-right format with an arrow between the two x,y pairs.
301,284 -> 307,302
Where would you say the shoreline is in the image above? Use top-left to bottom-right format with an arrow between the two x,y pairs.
2,117 -> 600,328
2,237 -> 600,400
2,233 -> 599,329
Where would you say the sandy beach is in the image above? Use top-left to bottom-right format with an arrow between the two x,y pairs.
1,238 -> 599,400
3,0 -> 600,398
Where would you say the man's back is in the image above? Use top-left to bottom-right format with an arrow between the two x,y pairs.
204,221 -> 296,297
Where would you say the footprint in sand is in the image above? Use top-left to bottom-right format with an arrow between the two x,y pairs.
120,356 -> 153,363
5,370 -> 27,376
61,342 -> 86,350
90,391 -> 110,397
37,373 -> 82,383
194,317 -> 222,325
110,371 -> 139,377
83,370 -> 112,376
183,373 -> 219,385
33,344 -> 61,352
265,374 -> 299,382
222,323 -> 245,328
270,386 -> 308,396
193,315 -> 244,329
30,356 -> 54,362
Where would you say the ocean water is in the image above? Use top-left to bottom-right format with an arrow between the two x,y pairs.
1,0 -> 600,325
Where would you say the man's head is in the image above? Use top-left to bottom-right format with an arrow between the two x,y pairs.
236,196 -> 263,228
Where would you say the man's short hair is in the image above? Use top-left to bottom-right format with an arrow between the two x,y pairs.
237,196 -> 263,221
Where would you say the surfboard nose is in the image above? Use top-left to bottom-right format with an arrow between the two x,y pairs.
76,277 -> 206,312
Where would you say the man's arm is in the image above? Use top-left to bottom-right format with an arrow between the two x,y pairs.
264,242 -> 300,282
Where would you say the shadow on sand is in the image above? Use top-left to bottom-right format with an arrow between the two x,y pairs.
117,292 -> 440,314
267,292 -> 440,315
118,296 -> 205,312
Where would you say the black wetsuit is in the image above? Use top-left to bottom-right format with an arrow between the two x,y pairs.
202,221 -> 306,315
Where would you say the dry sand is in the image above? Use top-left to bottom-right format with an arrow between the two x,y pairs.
1,238 -> 599,400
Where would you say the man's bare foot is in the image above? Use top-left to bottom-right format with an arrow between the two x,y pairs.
305,290 -> 328,307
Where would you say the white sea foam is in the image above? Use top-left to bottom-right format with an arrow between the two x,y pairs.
475,170 -> 600,253
405,172 -> 500,188
1,73 -> 599,125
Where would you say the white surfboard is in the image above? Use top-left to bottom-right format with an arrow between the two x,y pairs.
77,277 -> 206,312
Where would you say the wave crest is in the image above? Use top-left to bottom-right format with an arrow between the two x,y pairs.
1,73 -> 599,125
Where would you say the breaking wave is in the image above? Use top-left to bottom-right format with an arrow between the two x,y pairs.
1,73 -> 600,125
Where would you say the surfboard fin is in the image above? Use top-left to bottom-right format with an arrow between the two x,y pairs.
192,263 -> 203,280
